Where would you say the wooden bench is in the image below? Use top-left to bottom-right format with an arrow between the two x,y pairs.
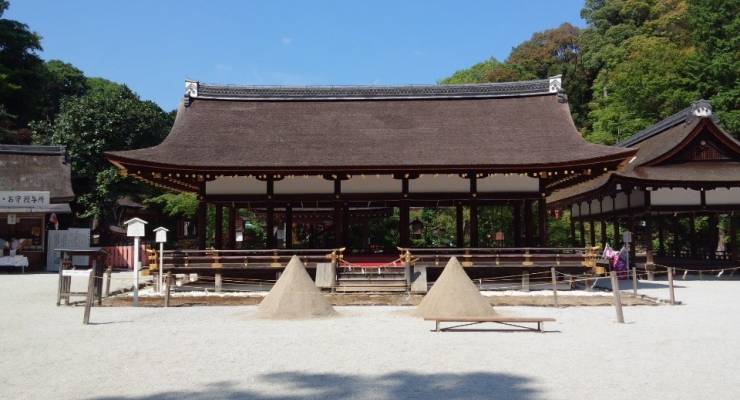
424,316 -> 556,333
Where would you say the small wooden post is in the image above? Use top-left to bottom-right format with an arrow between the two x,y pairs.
215,273 -> 223,293
521,271 -> 530,292
667,267 -> 676,305
104,265 -> 112,297
610,271 -> 625,323
164,271 -> 172,308
83,269 -> 96,325
632,267 -> 638,296
550,267 -> 558,307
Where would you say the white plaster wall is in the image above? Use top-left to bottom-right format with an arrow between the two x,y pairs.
630,190 -> 645,207
477,174 -> 539,193
705,188 -> 740,205
614,192 -> 628,210
206,176 -> 265,195
275,176 -> 334,194
580,201 -> 589,216
601,195 -> 614,212
410,175 -> 469,193
650,188 -> 701,206
571,203 -> 580,217
342,175 -> 399,193
590,199 -> 601,215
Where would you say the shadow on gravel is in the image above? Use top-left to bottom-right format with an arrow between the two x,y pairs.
90,371 -> 540,400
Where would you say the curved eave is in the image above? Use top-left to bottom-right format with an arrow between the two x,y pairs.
105,148 -> 635,175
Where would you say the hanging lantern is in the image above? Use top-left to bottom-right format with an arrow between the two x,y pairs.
495,230 -> 505,242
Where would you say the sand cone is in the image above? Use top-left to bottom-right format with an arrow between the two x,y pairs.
256,255 -> 335,319
416,256 -> 496,319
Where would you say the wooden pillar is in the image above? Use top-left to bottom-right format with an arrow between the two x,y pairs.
600,219 -> 607,247
469,202 -> 479,248
266,177 -> 275,249
399,202 -> 410,248
730,214 -> 737,261
645,215 -> 654,265
265,205 -> 275,249
285,205 -> 293,249
196,198 -> 207,250
524,199 -> 532,246
708,214 -> 719,258
612,195 -> 620,245
589,219 -> 596,247
455,203 -> 464,248
688,213 -> 696,258
614,219 -> 621,246
342,203 -> 349,247
399,177 -> 410,248
579,218 -> 586,247
538,197 -> 547,247
227,205 -> 237,250
334,203 -> 344,248
514,202 -> 523,247
657,216 -> 665,256
214,204 -> 223,250
672,216 -> 681,258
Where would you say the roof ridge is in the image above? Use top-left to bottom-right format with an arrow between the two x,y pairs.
0,144 -> 67,155
617,99 -> 714,147
183,76 -> 565,104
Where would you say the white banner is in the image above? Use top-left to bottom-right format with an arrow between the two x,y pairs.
0,191 -> 50,208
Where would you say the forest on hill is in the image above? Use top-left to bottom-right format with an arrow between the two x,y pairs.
442,0 -> 738,144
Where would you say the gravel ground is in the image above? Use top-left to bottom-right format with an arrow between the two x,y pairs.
1,273 -> 738,400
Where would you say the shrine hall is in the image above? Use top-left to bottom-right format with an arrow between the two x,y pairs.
105,76 -> 635,259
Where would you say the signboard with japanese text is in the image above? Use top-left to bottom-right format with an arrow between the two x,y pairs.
0,191 -> 50,208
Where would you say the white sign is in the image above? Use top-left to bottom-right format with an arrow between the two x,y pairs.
0,191 -> 50,208
7,213 -> 17,224
124,218 -> 148,237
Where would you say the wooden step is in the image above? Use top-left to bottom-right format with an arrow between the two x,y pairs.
334,285 -> 408,293
336,280 -> 407,287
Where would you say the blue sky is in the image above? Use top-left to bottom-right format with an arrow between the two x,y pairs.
8,1 -> 585,111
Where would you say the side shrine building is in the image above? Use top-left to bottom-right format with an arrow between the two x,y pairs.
106,76 -> 635,255
549,101 -> 740,268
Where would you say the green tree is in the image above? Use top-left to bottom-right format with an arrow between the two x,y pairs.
32,79 -> 173,220
37,60 -> 88,121
440,58 -> 535,84
686,0 -> 740,135
587,36 -> 698,143
0,0 -> 47,136
508,23 -> 593,129
580,0 -> 696,143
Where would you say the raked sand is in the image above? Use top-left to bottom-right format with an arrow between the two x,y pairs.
1,273 -> 739,400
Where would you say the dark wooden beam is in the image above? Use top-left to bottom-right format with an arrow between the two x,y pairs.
196,198 -> 207,250
227,205 -> 237,250
285,204 -> 293,249
730,213 -> 737,262
265,205 -> 275,249
514,201 -> 523,247
469,201 -> 479,247
524,199 -> 532,246
538,197 -> 547,247
689,213 -> 696,258
214,204 -> 223,250
455,202 -> 464,248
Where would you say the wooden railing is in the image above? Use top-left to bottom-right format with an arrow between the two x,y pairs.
397,247 -> 601,271
147,248 -> 344,272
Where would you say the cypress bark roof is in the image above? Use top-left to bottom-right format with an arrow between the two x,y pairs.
106,79 -> 633,174
0,145 -> 74,202
549,102 -> 740,204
